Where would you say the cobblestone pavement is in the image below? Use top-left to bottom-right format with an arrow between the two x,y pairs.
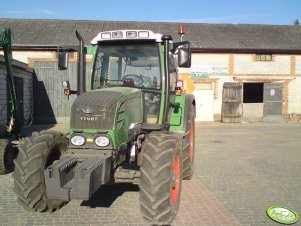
197,123 -> 301,226
0,123 -> 300,225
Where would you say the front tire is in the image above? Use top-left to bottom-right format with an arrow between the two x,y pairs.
0,139 -> 17,175
139,132 -> 183,224
13,130 -> 67,212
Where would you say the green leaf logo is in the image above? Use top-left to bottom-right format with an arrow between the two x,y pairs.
267,206 -> 299,225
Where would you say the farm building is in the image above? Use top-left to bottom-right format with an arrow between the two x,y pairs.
1,18 -> 301,123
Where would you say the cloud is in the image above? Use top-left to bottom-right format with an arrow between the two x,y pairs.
6,8 -> 54,16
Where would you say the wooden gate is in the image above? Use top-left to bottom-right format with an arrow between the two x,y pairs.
221,82 -> 242,123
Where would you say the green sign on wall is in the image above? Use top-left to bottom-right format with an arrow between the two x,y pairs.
190,72 -> 209,78
190,66 -> 228,78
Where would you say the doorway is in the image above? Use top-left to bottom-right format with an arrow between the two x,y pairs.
193,82 -> 214,122
242,83 -> 264,122
242,82 -> 283,122
263,83 -> 283,122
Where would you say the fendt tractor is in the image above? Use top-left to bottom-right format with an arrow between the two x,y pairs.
13,28 -> 195,224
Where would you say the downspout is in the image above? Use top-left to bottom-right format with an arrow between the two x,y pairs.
162,35 -> 172,128
76,31 -> 86,95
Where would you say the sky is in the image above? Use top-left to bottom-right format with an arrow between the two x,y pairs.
1,0 -> 301,25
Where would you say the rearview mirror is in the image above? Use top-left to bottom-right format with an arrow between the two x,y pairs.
177,48 -> 191,68
173,41 -> 192,68
58,52 -> 68,70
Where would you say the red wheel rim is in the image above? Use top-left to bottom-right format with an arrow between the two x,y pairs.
189,121 -> 194,162
172,155 -> 180,205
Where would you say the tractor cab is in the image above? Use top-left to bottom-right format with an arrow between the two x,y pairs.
91,30 -> 165,125
61,29 -> 191,129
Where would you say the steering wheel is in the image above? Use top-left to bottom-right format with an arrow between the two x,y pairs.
122,74 -> 144,86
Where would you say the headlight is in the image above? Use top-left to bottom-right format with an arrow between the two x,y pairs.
70,135 -> 85,146
95,136 -> 110,147
138,31 -> 149,38
101,32 -> 111,39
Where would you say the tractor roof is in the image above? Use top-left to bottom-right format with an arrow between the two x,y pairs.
91,30 -> 162,44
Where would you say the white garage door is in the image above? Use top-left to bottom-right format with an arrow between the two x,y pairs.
193,89 -> 214,122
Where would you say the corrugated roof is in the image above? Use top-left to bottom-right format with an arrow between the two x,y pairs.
1,18 -> 301,51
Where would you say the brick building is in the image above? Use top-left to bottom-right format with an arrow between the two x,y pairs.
0,18 -> 301,123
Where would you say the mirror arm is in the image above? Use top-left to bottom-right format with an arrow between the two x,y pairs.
172,41 -> 190,53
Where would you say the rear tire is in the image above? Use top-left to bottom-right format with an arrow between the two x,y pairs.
139,132 -> 183,224
13,130 -> 67,212
182,105 -> 195,180
0,139 -> 16,175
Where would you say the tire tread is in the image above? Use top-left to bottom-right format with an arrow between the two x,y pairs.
13,130 -> 67,212
139,132 -> 182,224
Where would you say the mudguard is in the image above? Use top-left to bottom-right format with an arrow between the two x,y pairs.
183,94 -> 195,132
169,94 -> 195,133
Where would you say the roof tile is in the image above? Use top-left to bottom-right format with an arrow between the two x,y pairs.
1,18 -> 301,51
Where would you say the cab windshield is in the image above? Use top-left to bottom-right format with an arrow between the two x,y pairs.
92,44 -> 161,90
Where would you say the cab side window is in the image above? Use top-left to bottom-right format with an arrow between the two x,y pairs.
169,53 -> 177,91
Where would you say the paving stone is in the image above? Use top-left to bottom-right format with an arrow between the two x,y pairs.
0,123 -> 300,225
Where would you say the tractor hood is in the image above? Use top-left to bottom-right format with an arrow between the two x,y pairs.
70,87 -> 143,131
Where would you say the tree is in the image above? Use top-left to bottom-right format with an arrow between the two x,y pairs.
294,19 -> 299,25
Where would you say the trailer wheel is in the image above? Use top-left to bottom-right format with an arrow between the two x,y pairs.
182,105 -> 195,180
13,130 -> 67,212
139,132 -> 183,224
0,139 -> 17,175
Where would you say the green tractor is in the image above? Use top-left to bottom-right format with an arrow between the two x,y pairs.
13,29 -> 195,224
0,28 -> 24,175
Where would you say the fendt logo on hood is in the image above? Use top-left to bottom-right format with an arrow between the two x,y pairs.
82,106 -> 92,114
80,106 -> 98,121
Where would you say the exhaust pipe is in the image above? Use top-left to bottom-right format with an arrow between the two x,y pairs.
76,30 -> 86,95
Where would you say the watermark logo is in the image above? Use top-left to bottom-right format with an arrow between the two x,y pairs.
267,206 -> 299,225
